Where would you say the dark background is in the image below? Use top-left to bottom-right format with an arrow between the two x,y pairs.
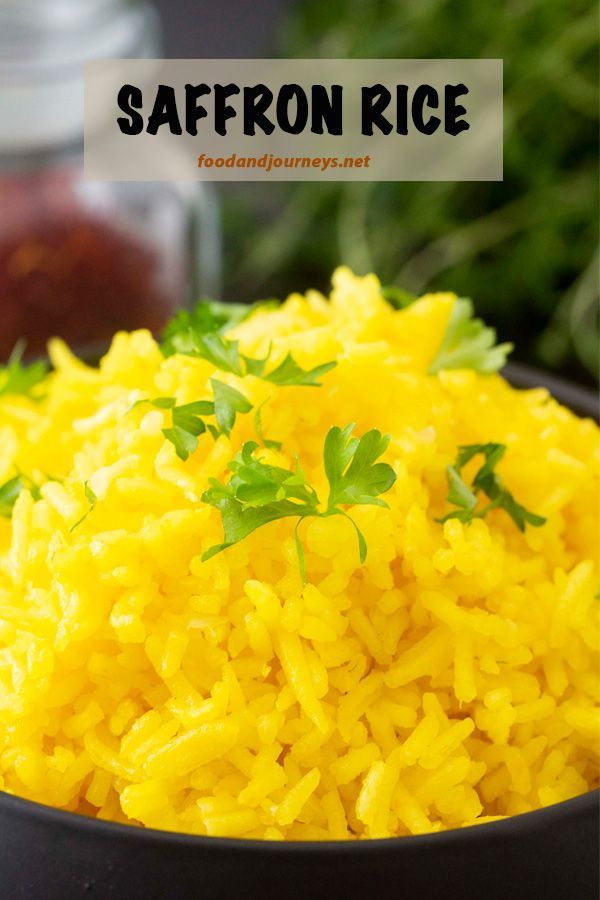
154,0 -> 289,58
153,0 -> 598,387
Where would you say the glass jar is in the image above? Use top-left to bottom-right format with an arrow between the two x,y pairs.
0,0 -> 221,359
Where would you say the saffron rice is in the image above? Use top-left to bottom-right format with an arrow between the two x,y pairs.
0,268 -> 598,839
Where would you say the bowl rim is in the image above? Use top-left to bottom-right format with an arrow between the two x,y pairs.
0,788 -> 597,851
503,361 -> 598,420
0,365 -> 597,849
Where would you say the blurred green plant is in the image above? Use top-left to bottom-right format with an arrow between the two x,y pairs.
221,0 -> 598,383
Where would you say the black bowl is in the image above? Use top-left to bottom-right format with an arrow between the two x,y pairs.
0,789 -> 597,900
0,365 -> 598,900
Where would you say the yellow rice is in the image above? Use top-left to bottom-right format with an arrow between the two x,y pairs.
0,267 -> 598,840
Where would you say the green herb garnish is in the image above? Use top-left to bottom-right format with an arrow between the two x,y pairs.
70,482 -> 98,532
0,475 -> 24,518
137,385 -> 253,459
428,299 -> 513,374
0,469 -> 55,518
150,302 -> 337,462
175,331 -> 246,376
161,399 -> 214,460
324,425 -> 397,510
437,443 -> 546,532
168,327 -> 336,387
0,341 -> 48,399
211,379 -> 253,436
161,298 -> 272,357
202,424 -> 396,582
137,397 -> 215,461
262,354 -> 337,388
162,304 -> 336,387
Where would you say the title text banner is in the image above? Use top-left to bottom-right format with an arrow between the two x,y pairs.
84,58 -> 503,181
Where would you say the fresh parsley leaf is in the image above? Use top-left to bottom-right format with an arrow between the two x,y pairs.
171,401 -> 214,435
26,470 -> 63,500
137,397 -> 215,461
29,483 -> 43,502
294,520 -> 307,584
325,425 -> 396,510
455,442 -> 504,473
381,286 -> 418,309
242,352 -> 269,378
146,397 -> 176,409
263,354 -> 337,387
443,465 -> 478,521
165,324 -> 337,388
70,482 -> 98,532
223,442 -> 318,507
162,303 -> 337,388
201,499 -> 306,560
428,299 -> 513,375
202,425 -> 396,580
323,425 -> 396,562
167,328 -> 244,375
142,381 -> 254,453
0,470 -> 55,517
162,299 -> 258,356
437,442 -> 546,532
161,298 -> 278,358
0,341 -> 48,399
338,510 -> 369,564
0,475 -> 24,518
201,443 -> 320,560
189,332 -> 245,375
161,426 -> 200,461
211,379 -> 253,436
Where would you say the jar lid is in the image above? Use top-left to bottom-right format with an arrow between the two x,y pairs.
0,0 -> 160,153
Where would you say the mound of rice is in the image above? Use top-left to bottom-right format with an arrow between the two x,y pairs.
0,268 -> 598,840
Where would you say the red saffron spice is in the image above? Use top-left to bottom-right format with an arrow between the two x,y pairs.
0,167 -> 186,359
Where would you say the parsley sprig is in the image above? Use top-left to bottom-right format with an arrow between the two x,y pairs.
428,299 -> 513,374
161,297 -> 276,357
162,299 -> 336,388
0,342 -> 48,399
211,379 -> 253,435
137,386 -> 252,461
70,483 -> 98,532
202,425 -> 396,582
145,299 -> 337,462
437,443 -> 546,532
0,475 -> 25,518
1,472 -> 98,531
0,470 -> 61,519
168,326 -> 336,387
137,397 -> 216,461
